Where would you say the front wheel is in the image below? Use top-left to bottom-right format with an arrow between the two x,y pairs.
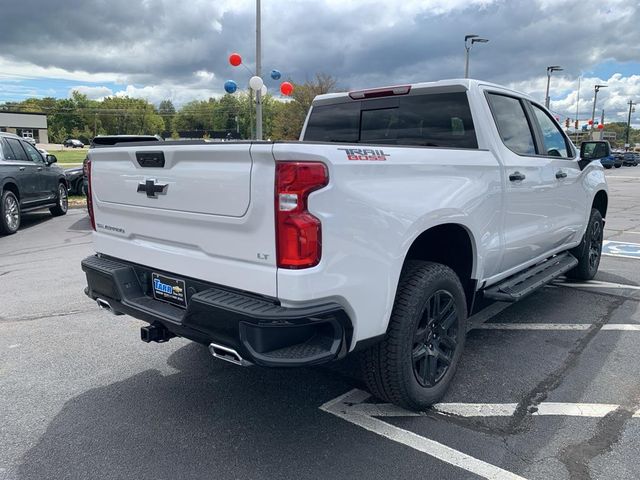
50,183 -> 68,217
567,209 -> 603,280
0,190 -> 21,235
361,261 -> 467,410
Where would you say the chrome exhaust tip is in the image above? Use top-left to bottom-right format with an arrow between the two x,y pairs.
208,342 -> 252,367
96,298 -> 112,312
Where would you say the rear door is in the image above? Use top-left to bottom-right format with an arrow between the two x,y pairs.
90,142 -> 278,297
485,92 -> 560,274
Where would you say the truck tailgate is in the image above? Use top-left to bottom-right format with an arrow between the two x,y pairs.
89,142 -> 278,297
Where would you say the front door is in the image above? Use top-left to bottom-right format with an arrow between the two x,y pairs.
22,141 -> 57,203
527,102 -> 587,248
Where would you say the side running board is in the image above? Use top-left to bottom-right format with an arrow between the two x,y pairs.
483,252 -> 578,302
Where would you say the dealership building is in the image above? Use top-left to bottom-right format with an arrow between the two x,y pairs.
0,111 -> 48,144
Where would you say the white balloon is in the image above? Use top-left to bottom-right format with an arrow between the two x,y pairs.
260,85 -> 267,96
249,76 -> 264,91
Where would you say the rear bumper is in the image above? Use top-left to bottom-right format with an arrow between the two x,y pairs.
82,255 -> 352,367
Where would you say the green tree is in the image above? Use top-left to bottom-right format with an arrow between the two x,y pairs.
158,99 -> 176,133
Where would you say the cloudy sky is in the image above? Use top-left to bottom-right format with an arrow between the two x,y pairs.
1,0 -> 639,124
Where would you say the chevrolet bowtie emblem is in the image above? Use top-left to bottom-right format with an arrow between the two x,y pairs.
137,179 -> 168,198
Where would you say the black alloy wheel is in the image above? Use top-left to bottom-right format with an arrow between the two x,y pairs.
412,290 -> 458,387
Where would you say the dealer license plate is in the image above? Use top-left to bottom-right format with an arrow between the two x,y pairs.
151,273 -> 187,308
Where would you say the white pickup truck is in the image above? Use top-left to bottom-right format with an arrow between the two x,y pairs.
82,79 -> 609,410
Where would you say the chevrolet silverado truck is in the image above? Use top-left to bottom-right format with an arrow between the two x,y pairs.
82,79 -> 609,410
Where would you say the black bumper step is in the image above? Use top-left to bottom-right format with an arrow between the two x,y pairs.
484,252 -> 578,302
81,255 -> 352,367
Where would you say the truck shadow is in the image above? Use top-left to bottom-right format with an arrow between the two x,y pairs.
18,343 -> 364,480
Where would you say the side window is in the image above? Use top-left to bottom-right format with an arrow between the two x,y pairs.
487,93 -> 537,156
22,141 -> 45,162
530,104 -> 572,158
4,138 -> 30,161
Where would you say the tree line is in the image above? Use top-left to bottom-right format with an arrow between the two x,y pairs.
0,74 -> 337,143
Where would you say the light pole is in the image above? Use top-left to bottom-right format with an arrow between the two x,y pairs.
590,84 -> 607,133
464,35 -> 489,79
626,100 -> 636,151
544,65 -> 563,109
255,0 -> 262,140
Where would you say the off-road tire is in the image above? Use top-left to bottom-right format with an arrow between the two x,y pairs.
566,208 -> 603,280
361,261 -> 467,410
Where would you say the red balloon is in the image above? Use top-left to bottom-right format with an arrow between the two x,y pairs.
588,119 -> 593,125
597,124 -> 604,129
280,81 -> 293,96
229,53 -> 242,67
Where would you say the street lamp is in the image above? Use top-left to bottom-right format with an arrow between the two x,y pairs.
544,65 -> 563,109
626,100 -> 636,151
464,35 -> 489,79
590,84 -> 607,133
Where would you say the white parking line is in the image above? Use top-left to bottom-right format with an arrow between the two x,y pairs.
325,392 -> 640,419
477,323 -> 640,331
321,390 -> 527,480
322,390 -> 640,479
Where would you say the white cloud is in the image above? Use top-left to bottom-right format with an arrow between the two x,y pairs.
69,85 -> 114,100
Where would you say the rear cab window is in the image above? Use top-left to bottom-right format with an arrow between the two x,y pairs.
303,91 -> 478,149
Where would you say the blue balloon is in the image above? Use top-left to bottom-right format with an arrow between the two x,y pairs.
270,70 -> 281,80
224,80 -> 238,94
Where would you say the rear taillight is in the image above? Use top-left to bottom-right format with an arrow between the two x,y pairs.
87,159 -> 96,231
275,162 -> 328,269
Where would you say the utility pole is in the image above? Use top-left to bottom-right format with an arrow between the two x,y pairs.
255,0 -> 262,140
94,113 -> 97,138
626,100 -> 636,151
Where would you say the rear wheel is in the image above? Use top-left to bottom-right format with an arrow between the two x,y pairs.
0,190 -> 20,235
361,261 -> 467,410
567,209 -> 603,280
50,183 -> 68,217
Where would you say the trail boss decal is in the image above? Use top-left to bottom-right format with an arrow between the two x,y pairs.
338,148 -> 390,161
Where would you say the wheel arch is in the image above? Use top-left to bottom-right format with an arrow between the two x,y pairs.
402,223 -> 477,314
592,190 -> 608,219
1,180 -> 20,201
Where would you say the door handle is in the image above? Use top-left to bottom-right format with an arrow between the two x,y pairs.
509,171 -> 526,182
555,170 -> 567,179
36,167 -> 43,171
19,167 -> 25,171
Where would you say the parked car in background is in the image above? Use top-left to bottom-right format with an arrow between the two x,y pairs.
0,132 -> 68,234
65,166 -> 86,195
612,153 -> 623,168
622,152 -> 639,166
600,154 -> 615,169
64,139 -> 85,148
23,137 -> 37,147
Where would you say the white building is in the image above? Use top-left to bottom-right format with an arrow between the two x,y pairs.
0,111 -> 48,144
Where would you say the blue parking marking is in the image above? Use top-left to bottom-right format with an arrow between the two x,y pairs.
602,241 -> 640,259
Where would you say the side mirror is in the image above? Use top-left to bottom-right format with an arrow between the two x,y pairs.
46,154 -> 58,165
578,141 -> 610,170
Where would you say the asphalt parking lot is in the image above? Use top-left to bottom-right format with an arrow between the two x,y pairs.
2,166 -> 640,480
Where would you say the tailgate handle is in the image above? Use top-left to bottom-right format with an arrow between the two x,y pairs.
136,151 -> 165,168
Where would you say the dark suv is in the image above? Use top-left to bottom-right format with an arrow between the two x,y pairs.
0,132 -> 68,234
